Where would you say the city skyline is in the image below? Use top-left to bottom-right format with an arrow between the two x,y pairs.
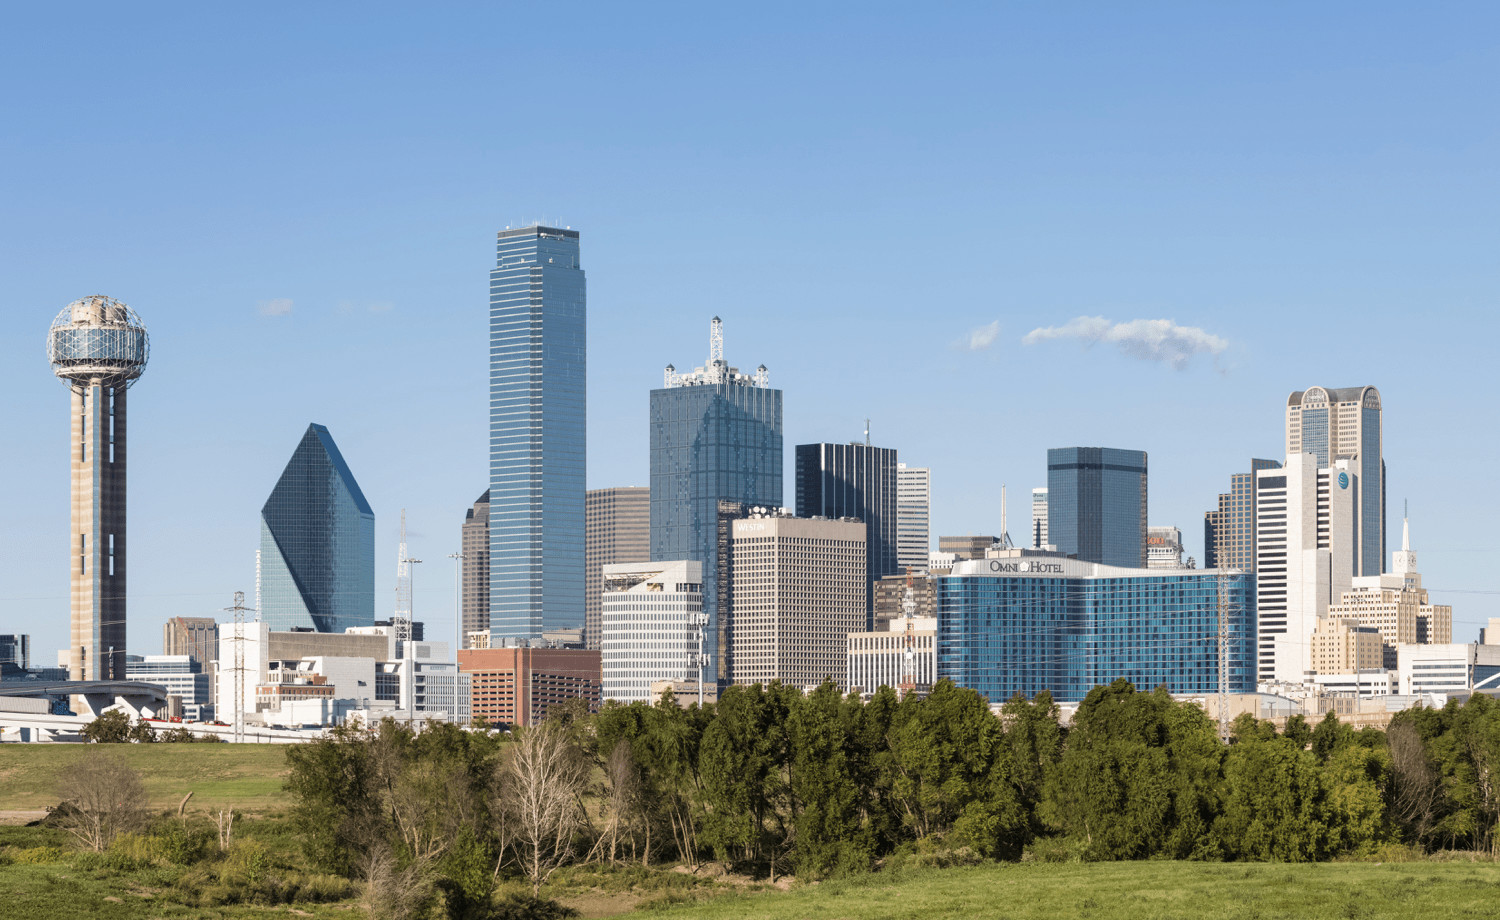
3,5 -> 1498,661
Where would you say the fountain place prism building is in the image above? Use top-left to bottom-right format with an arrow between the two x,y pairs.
46,296 -> 150,682
259,424 -> 376,633
651,317 -> 782,686
489,226 -> 586,644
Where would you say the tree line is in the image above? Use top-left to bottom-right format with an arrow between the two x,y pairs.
280,678 -> 1500,918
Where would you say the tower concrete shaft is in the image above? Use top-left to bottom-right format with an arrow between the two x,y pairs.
70,381 -> 128,681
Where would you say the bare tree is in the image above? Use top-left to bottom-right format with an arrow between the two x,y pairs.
359,842 -> 434,920
54,751 -> 148,851
497,721 -> 589,895
1389,720 -> 1440,845
215,808 -> 234,851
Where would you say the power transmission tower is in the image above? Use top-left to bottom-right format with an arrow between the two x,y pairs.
1217,562 -> 1231,744
224,591 -> 255,744
394,510 -> 421,647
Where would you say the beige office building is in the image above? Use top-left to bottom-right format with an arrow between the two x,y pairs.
729,514 -> 866,689
585,487 -> 651,650
938,535 -> 997,561
1323,517 -> 1452,668
600,560 -> 704,703
1309,619 -> 1384,675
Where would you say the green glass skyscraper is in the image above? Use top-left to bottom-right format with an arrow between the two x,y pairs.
489,226 -> 586,643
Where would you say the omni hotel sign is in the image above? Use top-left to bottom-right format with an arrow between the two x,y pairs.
986,560 -> 1065,574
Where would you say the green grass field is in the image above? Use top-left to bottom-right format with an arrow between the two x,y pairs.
644,861 -> 1500,920
0,744 -> 291,813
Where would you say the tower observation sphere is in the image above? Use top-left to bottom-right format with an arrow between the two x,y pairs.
46,294 -> 149,691
47,296 -> 150,389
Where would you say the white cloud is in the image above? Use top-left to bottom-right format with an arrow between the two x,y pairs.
1022,316 -> 1228,370
956,320 -> 1001,352
256,298 -> 293,317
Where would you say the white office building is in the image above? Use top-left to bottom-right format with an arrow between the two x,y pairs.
600,560 -> 704,703
1031,487 -> 1049,550
846,582 -> 935,695
1147,526 -> 1184,568
1256,453 -> 1359,684
896,464 -> 931,571
126,655 -> 212,721
1398,643 -> 1500,696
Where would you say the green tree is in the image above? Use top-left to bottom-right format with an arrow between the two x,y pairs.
1281,714 -> 1313,749
787,681 -> 874,878
1310,711 -> 1354,763
1213,734 -> 1330,861
80,708 -> 132,743
1323,742 -> 1394,856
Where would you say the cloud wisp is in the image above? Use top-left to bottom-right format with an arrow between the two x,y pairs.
256,298 -> 293,317
956,320 -> 1001,352
1022,316 -> 1227,370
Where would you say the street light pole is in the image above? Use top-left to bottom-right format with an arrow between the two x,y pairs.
448,551 -> 462,653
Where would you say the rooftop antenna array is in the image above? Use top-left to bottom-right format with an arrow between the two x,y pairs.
709,315 -> 724,364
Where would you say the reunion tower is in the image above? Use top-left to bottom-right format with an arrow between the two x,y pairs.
46,296 -> 149,682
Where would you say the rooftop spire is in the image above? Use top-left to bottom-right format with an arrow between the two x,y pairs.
709,316 -> 724,364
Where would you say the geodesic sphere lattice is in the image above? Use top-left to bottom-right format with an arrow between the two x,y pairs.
46,295 -> 150,388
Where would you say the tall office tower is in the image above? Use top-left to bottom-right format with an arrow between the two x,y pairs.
600,560 -> 705,703
1204,459 -> 1282,573
259,424 -> 376,633
796,442 -> 898,623
489,225 -> 586,644
896,464 -> 931,570
1146,526 -> 1184,568
1255,454 -> 1359,683
1047,447 -> 1148,568
460,490 -> 491,648
46,296 -> 149,682
585,487 -> 651,650
1031,488 -> 1049,549
728,514 -> 866,690
163,617 -> 218,669
651,318 -> 782,686
1286,386 -> 1384,576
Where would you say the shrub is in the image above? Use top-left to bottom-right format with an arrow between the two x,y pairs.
490,892 -> 580,919
1023,836 -> 1090,863
9,845 -> 66,864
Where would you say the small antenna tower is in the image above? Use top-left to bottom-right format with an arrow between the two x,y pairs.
864,419 -> 870,447
224,591 -> 255,744
395,510 -> 420,647
998,485 -> 1015,550
709,316 -> 724,363
1216,561 -> 1231,743
899,570 -> 918,692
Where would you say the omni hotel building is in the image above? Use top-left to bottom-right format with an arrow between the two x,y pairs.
936,551 -> 1255,703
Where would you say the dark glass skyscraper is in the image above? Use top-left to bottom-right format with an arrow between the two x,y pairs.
650,318 -> 781,684
259,424 -> 375,632
795,441 -> 898,623
1047,447 -> 1148,568
489,226 -> 586,643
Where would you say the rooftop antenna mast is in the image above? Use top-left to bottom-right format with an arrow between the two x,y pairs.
709,316 -> 724,364
864,419 -> 871,447
395,510 -> 420,647
998,485 -> 1015,550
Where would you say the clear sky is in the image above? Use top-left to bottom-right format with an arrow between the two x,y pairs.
3,3 -> 1497,662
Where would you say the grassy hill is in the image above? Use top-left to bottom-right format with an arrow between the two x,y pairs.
0,743 -> 291,813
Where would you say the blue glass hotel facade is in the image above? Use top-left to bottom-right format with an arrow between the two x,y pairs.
650,320 -> 781,684
259,424 -> 375,633
936,556 -> 1255,703
489,226 -> 586,643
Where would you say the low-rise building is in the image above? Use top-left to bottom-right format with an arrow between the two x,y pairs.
126,654 -> 213,721
1398,643 -> 1500,695
457,647 -> 600,727
1309,618 -> 1385,675
847,579 -> 936,695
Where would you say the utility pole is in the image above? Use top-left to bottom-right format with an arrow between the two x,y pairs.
224,591 -> 255,744
448,551 -> 462,652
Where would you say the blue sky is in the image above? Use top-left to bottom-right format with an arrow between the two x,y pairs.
3,3 -> 1497,660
